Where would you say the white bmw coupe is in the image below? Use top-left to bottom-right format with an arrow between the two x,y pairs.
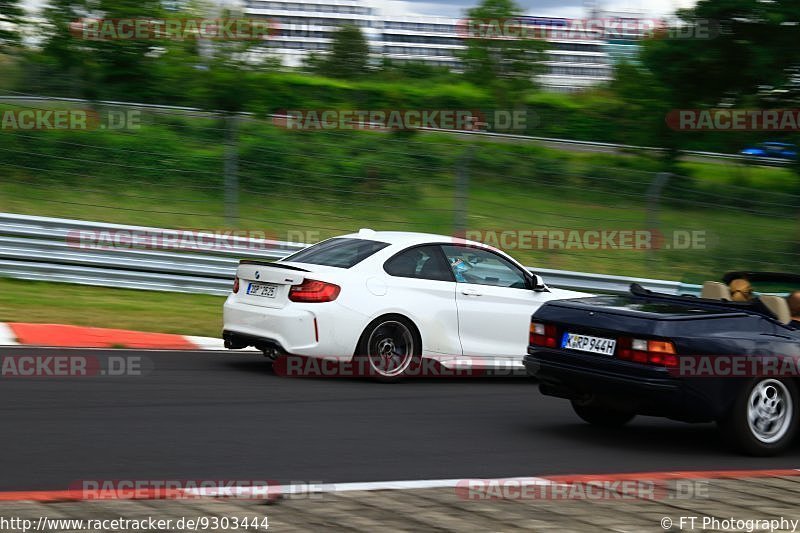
223,230 -> 587,378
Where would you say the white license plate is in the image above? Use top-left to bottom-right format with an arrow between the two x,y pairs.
561,333 -> 616,356
247,282 -> 278,298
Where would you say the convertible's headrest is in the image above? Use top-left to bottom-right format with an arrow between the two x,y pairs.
701,281 -> 731,301
760,295 -> 792,324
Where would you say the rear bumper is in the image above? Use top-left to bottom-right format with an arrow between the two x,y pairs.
524,348 -> 732,422
222,295 -> 364,357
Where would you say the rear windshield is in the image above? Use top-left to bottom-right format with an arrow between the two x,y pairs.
282,238 -> 390,268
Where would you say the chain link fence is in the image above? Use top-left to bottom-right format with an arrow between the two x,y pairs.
0,95 -> 797,285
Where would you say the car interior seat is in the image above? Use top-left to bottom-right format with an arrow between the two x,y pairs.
390,254 -> 419,277
418,256 -> 449,281
759,295 -> 792,324
701,281 -> 731,300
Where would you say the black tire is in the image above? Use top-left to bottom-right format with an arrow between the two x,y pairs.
355,315 -> 422,382
718,378 -> 798,456
571,399 -> 635,427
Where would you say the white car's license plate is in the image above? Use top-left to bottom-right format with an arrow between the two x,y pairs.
247,282 -> 278,298
561,333 -> 616,356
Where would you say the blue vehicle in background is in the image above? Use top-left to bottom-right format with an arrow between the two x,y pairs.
740,142 -> 798,160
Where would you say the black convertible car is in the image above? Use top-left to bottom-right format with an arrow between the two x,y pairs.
524,272 -> 800,456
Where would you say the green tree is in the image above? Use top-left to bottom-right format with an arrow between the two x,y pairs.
317,24 -> 369,79
377,58 -> 457,82
29,0 -> 168,99
0,0 -> 23,50
460,0 -> 547,103
188,7 -> 272,112
637,0 -> 800,166
643,0 -> 800,108
25,0 -> 92,96
86,0 -> 169,100
609,61 -> 671,148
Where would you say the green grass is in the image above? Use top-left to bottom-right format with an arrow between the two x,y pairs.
680,160 -> 797,189
1,170 -> 793,284
0,278 -> 225,337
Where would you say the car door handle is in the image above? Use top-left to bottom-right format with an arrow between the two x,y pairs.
461,288 -> 482,296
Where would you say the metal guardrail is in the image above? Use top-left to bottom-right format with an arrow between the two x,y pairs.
0,213 -> 701,297
537,267 -> 701,296
0,213 -> 305,296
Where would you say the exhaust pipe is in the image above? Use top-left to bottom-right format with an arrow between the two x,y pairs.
259,346 -> 279,359
223,334 -> 248,350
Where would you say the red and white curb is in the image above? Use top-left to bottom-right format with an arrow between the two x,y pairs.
0,469 -> 798,502
0,322 -> 254,351
0,323 -> 18,346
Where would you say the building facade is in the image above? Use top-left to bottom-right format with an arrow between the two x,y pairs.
243,0 -> 637,92
244,0 -> 378,66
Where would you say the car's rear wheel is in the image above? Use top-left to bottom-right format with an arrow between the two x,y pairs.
719,378 -> 798,456
571,399 -> 635,427
356,315 -> 421,382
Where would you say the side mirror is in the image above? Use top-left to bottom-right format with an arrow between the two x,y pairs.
531,274 -> 547,291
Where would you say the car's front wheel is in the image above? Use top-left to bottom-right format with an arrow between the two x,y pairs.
571,398 -> 635,427
356,315 -> 421,382
719,378 -> 798,456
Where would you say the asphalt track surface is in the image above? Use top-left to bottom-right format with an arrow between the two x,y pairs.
1,347 -> 799,492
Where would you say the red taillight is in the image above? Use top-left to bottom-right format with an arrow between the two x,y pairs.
530,321 -> 558,348
617,337 -> 678,367
289,279 -> 341,303
232,276 -> 240,293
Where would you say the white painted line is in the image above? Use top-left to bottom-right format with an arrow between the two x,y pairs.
322,477 -> 551,493
181,477 -> 552,498
0,323 -> 19,345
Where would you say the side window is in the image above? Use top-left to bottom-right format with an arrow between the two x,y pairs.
384,245 -> 454,282
440,245 -> 528,289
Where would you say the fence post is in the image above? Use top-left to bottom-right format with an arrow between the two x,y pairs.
454,147 -> 473,234
224,113 -> 239,227
646,172 -> 670,269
